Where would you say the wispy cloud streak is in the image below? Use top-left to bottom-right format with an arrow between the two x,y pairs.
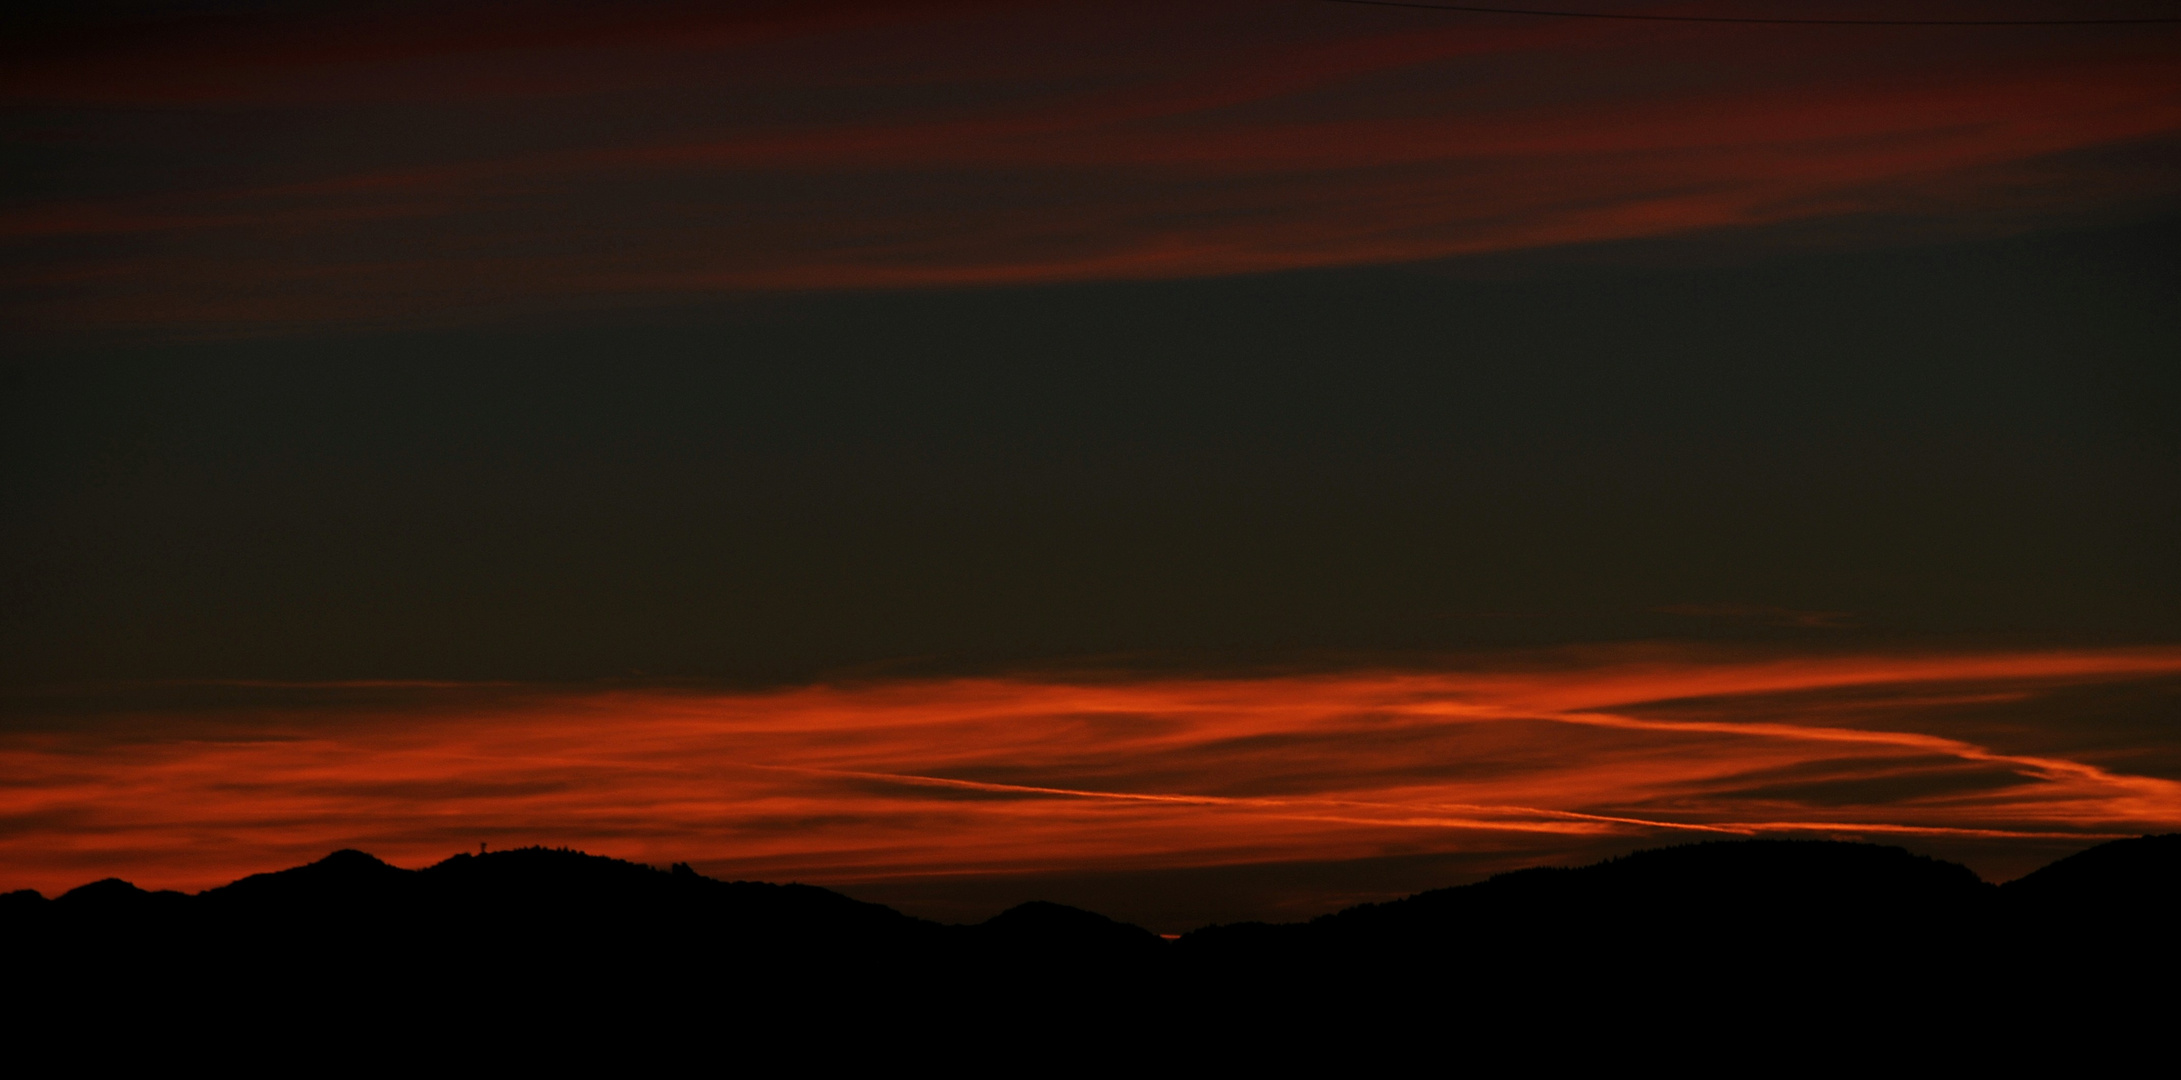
4,647 -> 2178,900
5,1 -> 2177,334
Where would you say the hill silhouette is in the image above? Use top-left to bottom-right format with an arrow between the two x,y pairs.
9,836 -> 2176,1059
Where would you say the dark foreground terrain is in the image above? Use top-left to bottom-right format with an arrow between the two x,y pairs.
9,836 -> 2177,1063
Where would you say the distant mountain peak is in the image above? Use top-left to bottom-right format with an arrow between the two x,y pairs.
59,877 -> 147,903
313,849 -> 394,870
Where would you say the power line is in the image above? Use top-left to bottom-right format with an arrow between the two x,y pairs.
1318,0 -> 2181,26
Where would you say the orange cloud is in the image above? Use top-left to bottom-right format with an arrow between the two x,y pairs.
5,647 -> 2178,913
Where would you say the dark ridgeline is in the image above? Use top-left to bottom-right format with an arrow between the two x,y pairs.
7,837 -> 2176,1063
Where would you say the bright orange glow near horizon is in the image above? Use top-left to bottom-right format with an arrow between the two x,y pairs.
7,646 -> 2181,917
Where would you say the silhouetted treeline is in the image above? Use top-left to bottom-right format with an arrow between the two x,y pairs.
8,837 -> 2175,1064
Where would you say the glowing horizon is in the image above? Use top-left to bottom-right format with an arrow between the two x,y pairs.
8,645 -> 2179,914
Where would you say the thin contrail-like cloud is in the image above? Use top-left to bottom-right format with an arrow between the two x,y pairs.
4,646 -> 2178,901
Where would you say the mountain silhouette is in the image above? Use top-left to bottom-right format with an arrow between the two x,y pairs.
10,836 -> 2175,1061
2002,832 -> 2181,916
1182,839 -> 1992,977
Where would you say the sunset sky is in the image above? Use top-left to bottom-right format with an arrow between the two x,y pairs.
5,1 -> 2180,928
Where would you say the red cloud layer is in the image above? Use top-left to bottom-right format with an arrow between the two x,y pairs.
6,647 -> 2178,912
4,2 -> 2178,333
